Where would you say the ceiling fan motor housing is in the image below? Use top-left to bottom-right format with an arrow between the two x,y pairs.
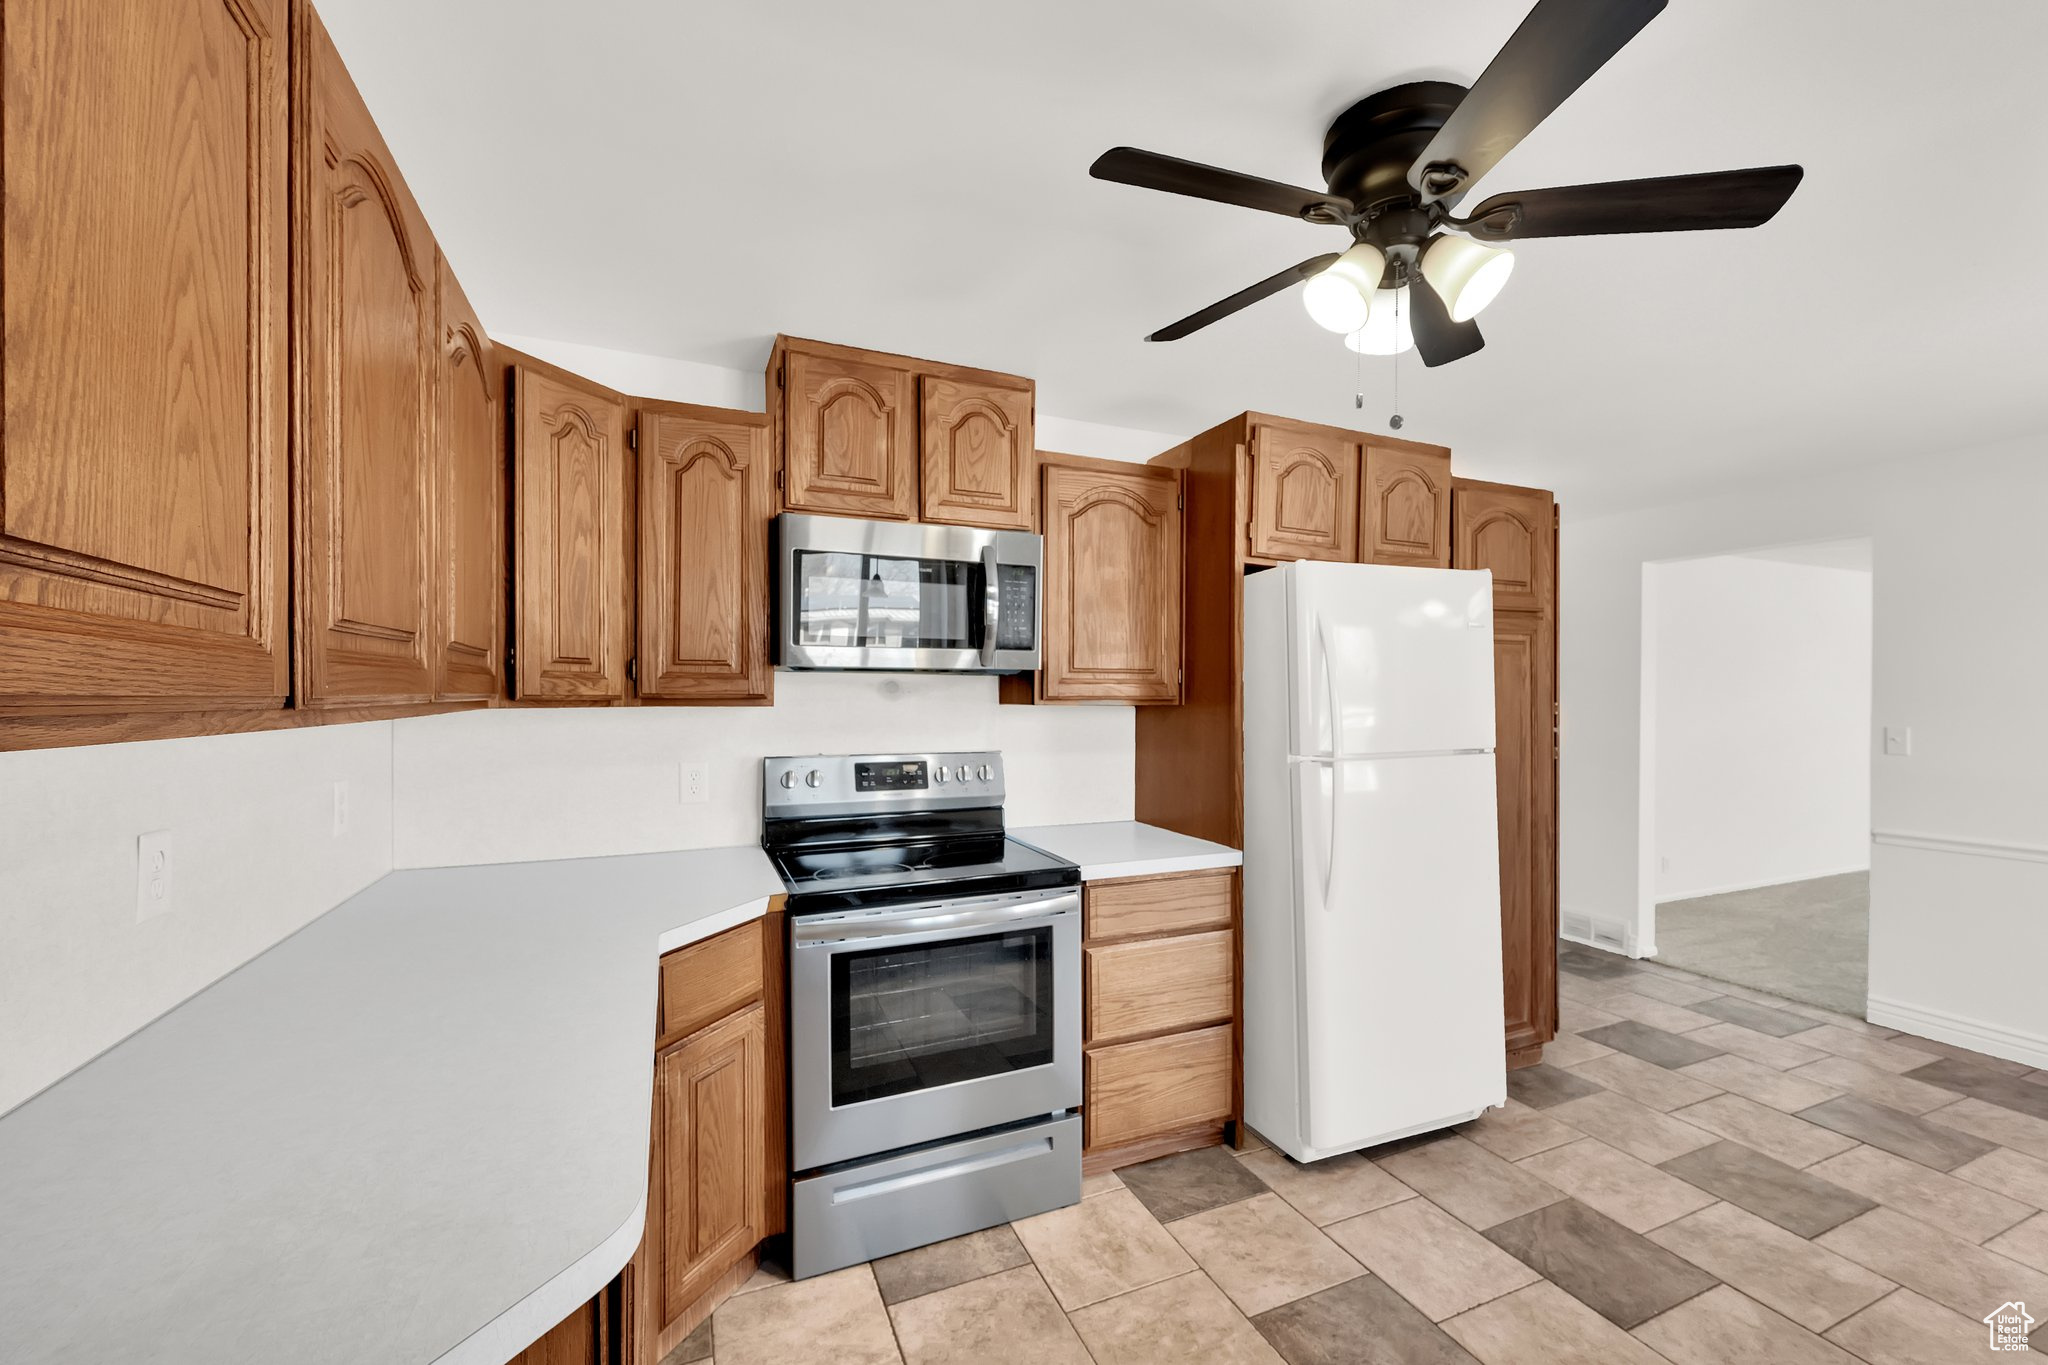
1319,82 -> 1468,215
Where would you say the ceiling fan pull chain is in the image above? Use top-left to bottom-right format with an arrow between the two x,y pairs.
1390,289 -> 1405,430
1354,332 -> 1365,409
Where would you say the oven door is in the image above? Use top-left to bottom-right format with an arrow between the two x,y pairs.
777,513 -> 1040,673
790,886 -> 1080,1171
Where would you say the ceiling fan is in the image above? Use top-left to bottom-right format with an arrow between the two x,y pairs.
1090,0 -> 1803,365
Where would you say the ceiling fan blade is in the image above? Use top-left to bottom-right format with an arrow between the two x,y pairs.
1092,147 -> 1353,222
1146,254 -> 1343,342
1456,164 -> 1805,241
1409,0 -> 1668,204
1408,273 -> 1485,367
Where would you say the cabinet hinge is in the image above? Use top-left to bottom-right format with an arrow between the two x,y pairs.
627,427 -> 638,451
627,657 -> 637,685
1177,485 -> 1184,511
775,468 -> 785,491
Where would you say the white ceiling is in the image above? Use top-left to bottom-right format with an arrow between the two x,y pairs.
319,0 -> 2048,515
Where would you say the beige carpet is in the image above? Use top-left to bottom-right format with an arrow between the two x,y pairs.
1652,871 -> 1868,1017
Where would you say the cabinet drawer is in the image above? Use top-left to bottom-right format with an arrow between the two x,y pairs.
1086,931 -> 1233,1045
1084,870 -> 1233,942
659,919 -> 764,1044
1085,1026 -> 1233,1150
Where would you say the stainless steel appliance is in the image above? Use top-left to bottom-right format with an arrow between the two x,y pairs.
774,513 -> 1041,673
765,751 -> 1081,1279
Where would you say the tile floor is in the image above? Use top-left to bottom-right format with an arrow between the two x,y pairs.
670,944 -> 2048,1364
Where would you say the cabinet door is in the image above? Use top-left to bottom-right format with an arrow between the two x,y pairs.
296,11 -> 437,706
1360,440 -> 1452,567
1040,461 -> 1181,703
0,0 -> 291,714
782,349 -> 915,519
919,376 -> 1035,529
656,1003 -> 765,1331
1248,423 -> 1358,563
505,1294 -> 605,1365
638,408 -> 771,702
512,367 -> 628,701
1490,609 -> 1557,1057
434,255 -> 503,701
1451,481 -> 1554,614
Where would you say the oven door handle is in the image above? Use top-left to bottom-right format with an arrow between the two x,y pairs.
978,544 -> 1000,668
793,889 -> 1079,947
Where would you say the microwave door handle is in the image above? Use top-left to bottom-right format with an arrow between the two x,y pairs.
979,544 -> 999,668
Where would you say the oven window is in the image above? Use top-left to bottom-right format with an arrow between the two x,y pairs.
829,926 -> 1055,1107
796,550 -> 980,651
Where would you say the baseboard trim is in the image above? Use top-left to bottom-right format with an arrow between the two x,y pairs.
1870,831 -> 2048,865
1557,926 -> 1652,960
1655,864 -> 1870,903
1865,994 -> 2048,1071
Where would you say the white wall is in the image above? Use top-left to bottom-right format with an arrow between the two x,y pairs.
0,724 -> 395,1115
1562,432 -> 2048,1064
1649,554 -> 1872,900
0,339 -> 1178,1117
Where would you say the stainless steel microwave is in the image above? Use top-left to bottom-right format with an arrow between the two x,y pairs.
775,513 -> 1041,673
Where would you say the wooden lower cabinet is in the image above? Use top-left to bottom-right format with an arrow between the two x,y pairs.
623,915 -> 784,1365
1079,869 -> 1238,1171
506,1291 -> 609,1365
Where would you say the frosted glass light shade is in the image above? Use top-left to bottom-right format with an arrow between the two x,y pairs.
1343,288 -> 1415,355
1302,242 -> 1386,333
1421,235 -> 1515,322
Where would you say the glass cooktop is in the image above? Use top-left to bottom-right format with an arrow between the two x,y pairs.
771,835 -> 1077,912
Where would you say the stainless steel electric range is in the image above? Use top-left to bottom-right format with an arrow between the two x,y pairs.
763,751 -> 1083,1279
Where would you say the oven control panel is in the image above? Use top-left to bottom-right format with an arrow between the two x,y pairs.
855,760 -> 927,791
765,751 -> 1004,816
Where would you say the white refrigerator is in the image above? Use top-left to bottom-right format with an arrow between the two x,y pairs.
1242,561 -> 1507,1162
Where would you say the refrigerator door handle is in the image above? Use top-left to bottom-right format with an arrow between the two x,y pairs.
1299,757 -> 1341,909
1316,614 -> 1343,759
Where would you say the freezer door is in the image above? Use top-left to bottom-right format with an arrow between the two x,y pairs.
1286,562 -> 1496,758
1294,753 -> 1506,1151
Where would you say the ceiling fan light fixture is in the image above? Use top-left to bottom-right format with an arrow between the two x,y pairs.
1421,235 -> 1515,322
1301,242 -> 1385,333
1343,287 -> 1416,355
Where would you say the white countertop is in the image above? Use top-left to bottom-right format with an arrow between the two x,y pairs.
0,845 -> 785,1365
1011,821 -> 1241,882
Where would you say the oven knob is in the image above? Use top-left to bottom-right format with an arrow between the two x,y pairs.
804,770 -> 823,789
955,765 -> 970,783
976,764 -> 992,781
933,767 -> 949,784
779,771 -> 798,790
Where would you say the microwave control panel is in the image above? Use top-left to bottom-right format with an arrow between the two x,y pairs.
994,565 -> 1037,651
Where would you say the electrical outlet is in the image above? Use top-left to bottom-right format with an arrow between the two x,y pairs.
332,780 -> 349,836
136,830 -> 174,923
680,761 -> 709,805
1883,726 -> 1913,757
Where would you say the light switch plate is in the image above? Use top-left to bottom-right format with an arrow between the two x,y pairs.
680,761 -> 709,805
1883,726 -> 1912,757
136,830 -> 174,922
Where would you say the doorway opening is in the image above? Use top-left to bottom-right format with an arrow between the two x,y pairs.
1640,538 -> 1873,1016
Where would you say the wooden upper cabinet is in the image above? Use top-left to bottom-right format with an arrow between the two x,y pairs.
512,365 -> 628,702
1360,439 -> 1452,568
656,1003 -> 765,1329
1040,458 -> 1181,703
638,405 -> 772,703
1248,421 -> 1358,563
919,376 -> 1035,529
1451,479 -> 1555,615
295,10 -> 436,706
0,0 -> 291,715
781,347 -> 916,519
433,256 -> 503,702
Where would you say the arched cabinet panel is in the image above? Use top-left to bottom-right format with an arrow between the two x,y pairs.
512,365 -> 626,701
295,8 -> 436,705
1452,481 -> 1552,613
637,405 -> 772,702
920,376 -> 1035,529
1249,421 -> 1358,563
782,350 -> 915,518
1361,439 -> 1452,568
1040,458 -> 1181,703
